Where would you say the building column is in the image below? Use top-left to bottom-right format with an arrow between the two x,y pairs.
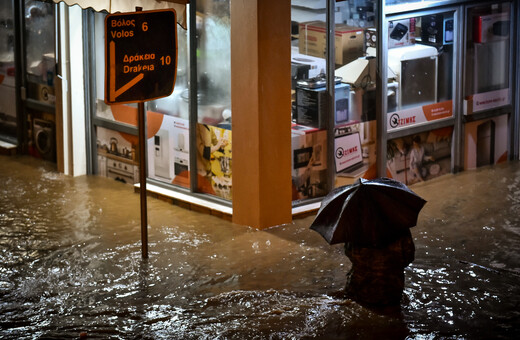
230,0 -> 292,229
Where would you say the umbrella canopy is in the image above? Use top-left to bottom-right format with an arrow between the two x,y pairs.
52,0 -> 187,28
310,177 -> 426,247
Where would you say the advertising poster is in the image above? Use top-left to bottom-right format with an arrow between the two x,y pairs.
147,115 -> 190,189
387,100 -> 453,131
386,127 -> 453,185
464,114 -> 508,170
291,129 -> 328,200
196,123 -> 232,200
464,89 -> 510,115
96,126 -> 140,185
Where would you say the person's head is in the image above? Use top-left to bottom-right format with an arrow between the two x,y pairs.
412,135 -> 421,146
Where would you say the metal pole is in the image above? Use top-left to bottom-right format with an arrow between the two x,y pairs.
375,0 -> 388,178
326,0 -> 335,192
134,6 -> 148,259
138,101 -> 148,259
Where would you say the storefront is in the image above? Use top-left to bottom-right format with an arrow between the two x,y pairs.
2,0 -> 518,229
0,0 -> 57,160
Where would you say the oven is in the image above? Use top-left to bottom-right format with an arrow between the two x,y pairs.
107,158 -> 135,184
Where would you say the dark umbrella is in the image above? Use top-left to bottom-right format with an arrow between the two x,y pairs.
310,177 -> 426,247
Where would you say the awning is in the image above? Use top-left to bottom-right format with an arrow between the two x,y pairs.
53,0 -> 188,28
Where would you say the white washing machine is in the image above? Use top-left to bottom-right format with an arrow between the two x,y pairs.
33,118 -> 56,161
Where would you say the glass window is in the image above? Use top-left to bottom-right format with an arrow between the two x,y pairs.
464,2 -> 511,114
24,0 -> 55,102
195,0 -> 232,200
0,0 -> 17,141
386,11 -> 455,130
291,0 -> 332,200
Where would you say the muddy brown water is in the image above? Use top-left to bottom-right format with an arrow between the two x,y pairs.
1,155 -> 519,339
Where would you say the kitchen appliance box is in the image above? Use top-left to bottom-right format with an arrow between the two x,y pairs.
474,12 -> 510,43
388,18 -> 416,49
296,82 -> 350,128
299,21 -> 364,65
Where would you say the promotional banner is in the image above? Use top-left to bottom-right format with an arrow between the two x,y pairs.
387,100 -> 452,131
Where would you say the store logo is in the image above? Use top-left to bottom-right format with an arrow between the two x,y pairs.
390,113 -> 416,129
390,113 -> 400,128
336,147 -> 344,159
336,146 -> 358,159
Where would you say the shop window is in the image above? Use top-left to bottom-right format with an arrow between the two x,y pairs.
24,0 -> 55,103
386,11 -> 455,130
0,1 -> 16,141
290,0 -> 378,200
195,0 -> 232,200
464,2 -> 511,115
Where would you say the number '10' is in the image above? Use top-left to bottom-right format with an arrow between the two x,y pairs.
160,56 -> 171,65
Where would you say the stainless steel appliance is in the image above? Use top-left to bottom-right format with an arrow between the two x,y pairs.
388,44 -> 438,110
33,118 -> 55,161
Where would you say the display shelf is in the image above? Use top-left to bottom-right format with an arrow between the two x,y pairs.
25,98 -> 55,113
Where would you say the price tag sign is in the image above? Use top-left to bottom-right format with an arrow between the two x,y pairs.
105,9 -> 177,104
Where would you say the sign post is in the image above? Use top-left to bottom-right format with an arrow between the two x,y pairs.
105,8 -> 177,258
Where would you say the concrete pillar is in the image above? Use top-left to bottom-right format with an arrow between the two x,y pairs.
230,0 -> 292,229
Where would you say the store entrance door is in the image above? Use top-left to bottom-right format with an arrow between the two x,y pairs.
0,0 -> 18,146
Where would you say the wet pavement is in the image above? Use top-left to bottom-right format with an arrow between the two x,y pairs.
1,155 -> 519,339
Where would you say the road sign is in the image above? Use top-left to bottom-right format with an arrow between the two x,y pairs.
105,9 -> 177,105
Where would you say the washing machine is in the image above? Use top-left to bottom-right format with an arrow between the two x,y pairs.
33,118 -> 56,161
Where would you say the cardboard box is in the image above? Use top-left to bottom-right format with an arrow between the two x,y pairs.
388,18 -> 415,48
299,21 -> 364,65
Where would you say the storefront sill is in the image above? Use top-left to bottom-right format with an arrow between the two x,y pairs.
134,182 -> 233,221
134,182 -> 320,223
292,202 -> 320,219
0,140 -> 17,155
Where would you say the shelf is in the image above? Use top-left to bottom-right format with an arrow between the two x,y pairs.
24,98 -> 55,113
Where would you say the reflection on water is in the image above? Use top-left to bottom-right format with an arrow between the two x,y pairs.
1,156 -> 519,339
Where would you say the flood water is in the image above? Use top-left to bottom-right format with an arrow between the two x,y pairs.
1,155 -> 519,339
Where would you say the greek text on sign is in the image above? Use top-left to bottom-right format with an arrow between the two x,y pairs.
105,9 -> 177,104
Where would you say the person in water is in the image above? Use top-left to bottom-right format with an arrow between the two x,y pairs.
344,229 -> 415,306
